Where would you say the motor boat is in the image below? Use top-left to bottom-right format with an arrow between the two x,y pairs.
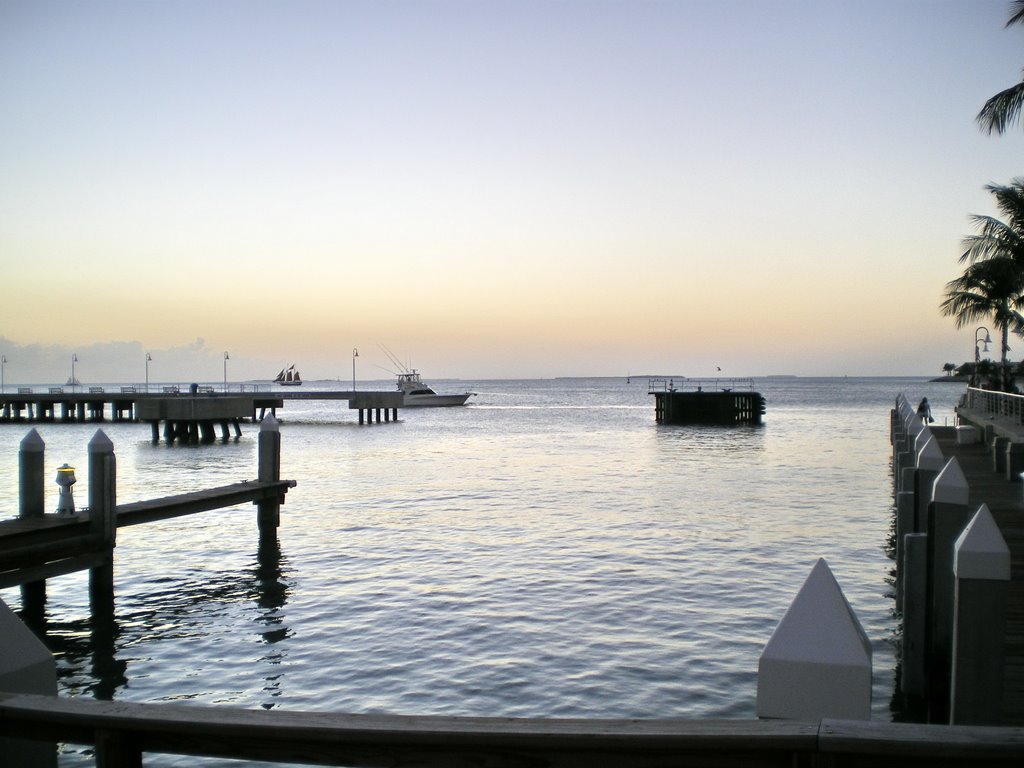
396,370 -> 473,407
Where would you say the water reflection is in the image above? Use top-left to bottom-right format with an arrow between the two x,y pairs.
23,537 -> 291,705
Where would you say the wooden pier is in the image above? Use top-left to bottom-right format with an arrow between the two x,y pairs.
941,393 -> 1024,725
648,378 -> 766,425
0,388 -> 404,442
0,422 -> 294,606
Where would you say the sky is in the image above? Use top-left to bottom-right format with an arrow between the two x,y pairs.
3,0 -> 1024,384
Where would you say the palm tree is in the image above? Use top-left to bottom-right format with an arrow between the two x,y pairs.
960,179 -> 1024,265
941,256 -> 1024,390
977,1 -> 1024,134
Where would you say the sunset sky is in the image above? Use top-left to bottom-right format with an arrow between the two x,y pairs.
3,0 -> 1024,383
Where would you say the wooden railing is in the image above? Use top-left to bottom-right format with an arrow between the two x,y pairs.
2,693 -> 1024,767
960,387 -> 1024,427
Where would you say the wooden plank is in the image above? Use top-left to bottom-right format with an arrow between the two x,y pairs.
820,719 -> 1024,765
0,693 -> 818,767
115,480 -> 295,527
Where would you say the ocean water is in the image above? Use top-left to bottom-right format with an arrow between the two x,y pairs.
0,376 -> 965,765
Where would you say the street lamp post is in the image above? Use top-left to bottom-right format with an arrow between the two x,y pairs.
973,327 -> 992,386
70,353 -> 78,390
223,352 -> 230,392
352,348 -> 359,392
1,354 -> 6,394
146,352 -> 152,393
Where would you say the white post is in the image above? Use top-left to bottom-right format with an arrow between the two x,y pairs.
757,559 -> 872,720
950,504 -> 1010,725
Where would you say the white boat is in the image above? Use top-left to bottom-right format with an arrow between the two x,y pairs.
396,370 -> 472,407
274,364 -> 303,386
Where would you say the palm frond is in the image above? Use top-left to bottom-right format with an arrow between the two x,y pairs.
977,78 -> 1024,134
1008,0 -> 1024,27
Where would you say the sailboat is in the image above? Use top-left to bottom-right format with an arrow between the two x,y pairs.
274,364 -> 303,386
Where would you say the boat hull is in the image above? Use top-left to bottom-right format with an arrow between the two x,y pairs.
402,393 -> 471,407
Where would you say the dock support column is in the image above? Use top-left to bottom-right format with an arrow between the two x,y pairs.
950,504 -> 1010,725
19,429 -> 47,619
925,458 -> 972,723
900,532 -> 928,715
88,430 -> 117,611
257,414 -> 281,536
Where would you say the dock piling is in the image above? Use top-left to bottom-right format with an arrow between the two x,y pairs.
257,415 -> 281,535
19,429 -> 47,618
950,504 -> 1011,725
756,559 -> 872,720
87,430 -> 116,608
925,458 -> 973,723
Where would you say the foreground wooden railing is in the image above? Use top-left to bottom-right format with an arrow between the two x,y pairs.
2,693 -> 1024,767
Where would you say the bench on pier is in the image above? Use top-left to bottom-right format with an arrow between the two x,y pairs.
17,387 -> 32,394
162,385 -> 180,394
89,387 -> 105,394
48,387 -> 63,394
120,386 -> 136,394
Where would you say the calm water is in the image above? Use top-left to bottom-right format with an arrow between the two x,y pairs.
0,376 -> 964,765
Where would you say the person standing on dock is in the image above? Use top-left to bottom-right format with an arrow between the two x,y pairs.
916,397 -> 933,424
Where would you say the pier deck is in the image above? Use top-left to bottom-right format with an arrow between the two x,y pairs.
931,419 -> 1024,726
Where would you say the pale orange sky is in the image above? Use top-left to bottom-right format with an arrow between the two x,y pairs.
3,0 -> 1024,382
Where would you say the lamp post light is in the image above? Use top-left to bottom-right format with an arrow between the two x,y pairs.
145,352 -> 152,393
1,354 -> 6,394
70,353 -> 78,390
223,351 -> 230,392
973,327 -> 993,386
352,348 -> 359,392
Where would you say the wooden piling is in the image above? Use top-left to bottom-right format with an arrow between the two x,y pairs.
950,504 -> 1011,725
925,458 -> 973,724
901,532 -> 928,703
18,429 -> 46,617
87,430 -> 116,610
257,415 -> 281,535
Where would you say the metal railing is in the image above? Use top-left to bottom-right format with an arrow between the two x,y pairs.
960,387 -> 1024,427
648,377 -> 756,393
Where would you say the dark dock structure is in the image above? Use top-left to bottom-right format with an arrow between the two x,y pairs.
648,378 -> 765,425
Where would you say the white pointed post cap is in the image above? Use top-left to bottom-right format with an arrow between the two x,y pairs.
932,457 -> 969,506
906,415 -> 924,436
0,597 -> 56,694
757,559 -> 872,720
19,428 -> 44,452
260,413 -> 279,432
88,429 -> 114,453
954,504 -> 1010,581
916,434 -> 945,471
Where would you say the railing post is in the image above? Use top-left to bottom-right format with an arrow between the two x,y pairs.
19,429 -> 47,616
